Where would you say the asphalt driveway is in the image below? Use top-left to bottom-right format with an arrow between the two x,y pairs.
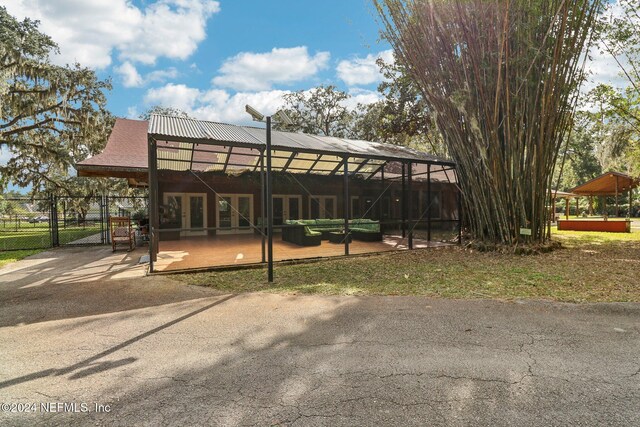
0,247 -> 639,426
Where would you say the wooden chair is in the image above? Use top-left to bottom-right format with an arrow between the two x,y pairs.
110,216 -> 136,252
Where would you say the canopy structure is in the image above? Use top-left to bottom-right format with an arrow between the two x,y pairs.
145,114 -> 460,276
571,172 -> 639,196
570,172 -> 639,218
148,114 -> 457,182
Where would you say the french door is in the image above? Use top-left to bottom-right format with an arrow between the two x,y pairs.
217,194 -> 254,234
273,195 -> 302,225
163,193 -> 207,236
309,196 -> 337,219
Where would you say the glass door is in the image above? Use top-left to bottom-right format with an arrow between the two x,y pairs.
217,194 -> 254,234
163,193 -> 207,237
288,196 -> 300,221
273,197 -> 285,226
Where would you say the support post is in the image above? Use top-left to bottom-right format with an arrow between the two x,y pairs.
565,198 -> 569,220
343,156 -> 350,256
148,137 -> 159,272
266,117 -> 274,283
427,164 -> 432,243
379,166 -> 385,222
576,197 -> 579,217
408,162 -> 413,250
458,179 -> 463,245
105,196 -> 111,244
629,188 -> 633,217
260,149 -> 266,263
615,176 -> 619,217
100,196 -> 105,244
401,163 -> 406,238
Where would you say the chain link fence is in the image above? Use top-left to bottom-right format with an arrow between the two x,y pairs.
0,195 -> 148,251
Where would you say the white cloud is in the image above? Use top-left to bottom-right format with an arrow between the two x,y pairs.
142,78 -> 386,125
582,1 -> 634,94
143,83 -> 289,124
212,47 -> 330,91
342,88 -> 382,111
126,106 -> 140,119
115,62 -> 179,87
144,83 -> 201,111
3,0 -> 220,68
114,62 -> 143,87
337,50 -> 394,86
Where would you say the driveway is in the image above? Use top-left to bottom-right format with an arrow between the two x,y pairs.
0,247 -> 639,426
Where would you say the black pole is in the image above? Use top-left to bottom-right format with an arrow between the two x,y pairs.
100,195 -> 105,244
105,195 -> 111,244
379,166 -> 385,222
266,117 -> 274,283
401,163 -> 406,238
148,137 -> 159,272
456,169 -> 463,245
260,149 -> 266,263
408,162 -> 413,249
343,156 -> 350,255
427,164 -> 432,243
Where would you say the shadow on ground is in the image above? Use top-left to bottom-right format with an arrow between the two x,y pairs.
0,246 -> 220,327
3,294 -> 637,426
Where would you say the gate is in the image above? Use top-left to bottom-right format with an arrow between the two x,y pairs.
0,195 -> 148,251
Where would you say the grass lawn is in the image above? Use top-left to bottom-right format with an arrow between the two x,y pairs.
178,228 -> 640,303
0,224 -> 102,250
0,249 -> 43,269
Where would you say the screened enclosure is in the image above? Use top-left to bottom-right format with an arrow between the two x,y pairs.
146,114 -> 461,274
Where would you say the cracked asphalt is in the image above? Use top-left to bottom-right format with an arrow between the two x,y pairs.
1,248 -> 639,426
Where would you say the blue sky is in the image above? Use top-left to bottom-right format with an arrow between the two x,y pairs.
4,0 -> 393,125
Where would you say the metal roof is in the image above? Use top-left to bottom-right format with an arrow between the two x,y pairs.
571,172 -> 639,196
148,114 -> 454,166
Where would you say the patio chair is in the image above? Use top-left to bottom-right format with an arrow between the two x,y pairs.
110,216 -> 136,252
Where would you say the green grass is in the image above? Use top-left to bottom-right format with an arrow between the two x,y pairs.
0,249 -> 43,269
0,224 -> 101,250
177,229 -> 640,303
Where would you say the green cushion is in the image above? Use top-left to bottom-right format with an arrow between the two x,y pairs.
304,226 -> 321,236
351,227 -> 379,234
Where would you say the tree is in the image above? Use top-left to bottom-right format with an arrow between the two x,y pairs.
139,106 -> 192,121
375,0 -> 602,245
275,85 -> 352,137
0,7 -> 112,193
352,59 -> 446,156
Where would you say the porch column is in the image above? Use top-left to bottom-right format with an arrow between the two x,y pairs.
408,161 -> 413,250
629,188 -> 633,217
427,163 -> 432,242
565,198 -> 569,220
576,197 -> 579,216
343,156 -> 350,256
266,117 -> 274,282
379,166 -> 384,222
148,136 -> 159,271
260,149 -> 266,263
401,163 -> 406,238
615,176 -> 619,217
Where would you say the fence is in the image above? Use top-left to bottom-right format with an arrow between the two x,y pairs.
0,195 -> 148,251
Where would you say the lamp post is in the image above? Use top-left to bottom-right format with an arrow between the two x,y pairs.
245,105 -> 293,283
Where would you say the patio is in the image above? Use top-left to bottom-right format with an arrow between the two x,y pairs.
153,234 -> 452,272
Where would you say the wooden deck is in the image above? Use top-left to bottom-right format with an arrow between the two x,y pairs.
153,233 -> 451,272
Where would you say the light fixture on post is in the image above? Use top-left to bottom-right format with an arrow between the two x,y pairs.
245,104 -> 293,283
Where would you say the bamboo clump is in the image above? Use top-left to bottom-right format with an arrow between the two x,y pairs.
375,0 -> 602,244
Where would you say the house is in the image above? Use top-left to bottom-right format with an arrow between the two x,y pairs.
77,114 -> 460,272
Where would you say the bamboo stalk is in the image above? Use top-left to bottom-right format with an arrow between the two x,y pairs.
375,0 -> 602,244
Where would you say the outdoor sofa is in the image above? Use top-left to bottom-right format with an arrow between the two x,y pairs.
282,219 -> 382,246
